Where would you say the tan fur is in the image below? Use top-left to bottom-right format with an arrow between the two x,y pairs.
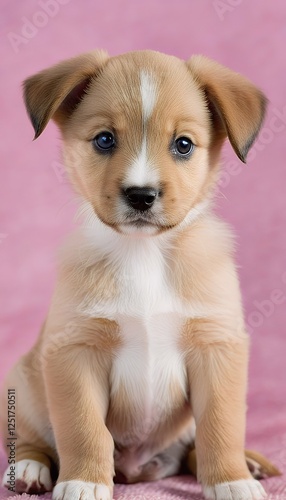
1,50 -> 279,499
185,321 -> 250,484
187,55 -> 268,162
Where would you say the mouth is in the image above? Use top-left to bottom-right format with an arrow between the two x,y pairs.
125,217 -> 157,228
118,213 -> 160,235
122,210 -> 158,226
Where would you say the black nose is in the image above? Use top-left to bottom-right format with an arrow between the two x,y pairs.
124,187 -> 158,211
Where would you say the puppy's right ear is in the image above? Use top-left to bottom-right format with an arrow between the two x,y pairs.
23,50 -> 109,139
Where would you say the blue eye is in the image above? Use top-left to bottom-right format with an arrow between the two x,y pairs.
175,137 -> 194,156
93,132 -> 115,152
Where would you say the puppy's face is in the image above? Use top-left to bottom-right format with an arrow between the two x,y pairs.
64,53 -> 212,236
24,50 -> 266,236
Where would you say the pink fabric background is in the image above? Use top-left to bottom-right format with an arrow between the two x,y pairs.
0,0 -> 286,498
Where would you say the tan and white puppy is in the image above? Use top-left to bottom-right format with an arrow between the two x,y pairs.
1,50 -> 280,500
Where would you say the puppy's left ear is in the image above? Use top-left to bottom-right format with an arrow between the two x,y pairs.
187,56 -> 267,162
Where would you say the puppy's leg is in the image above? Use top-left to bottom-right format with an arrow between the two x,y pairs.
1,354 -> 56,494
43,343 -> 114,500
186,319 -> 266,500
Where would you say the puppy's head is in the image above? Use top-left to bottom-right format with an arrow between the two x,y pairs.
24,50 -> 266,236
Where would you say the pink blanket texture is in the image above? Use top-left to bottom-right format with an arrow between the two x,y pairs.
0,0 -> 285,498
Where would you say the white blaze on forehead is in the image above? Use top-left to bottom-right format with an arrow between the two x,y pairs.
124,71 -> 159,188
140,71 -> 158,122
125,135 -> 159,187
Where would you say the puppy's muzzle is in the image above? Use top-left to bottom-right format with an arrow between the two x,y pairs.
123,186 -> 159,212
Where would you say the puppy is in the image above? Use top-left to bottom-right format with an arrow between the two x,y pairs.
1,50 -> 280,500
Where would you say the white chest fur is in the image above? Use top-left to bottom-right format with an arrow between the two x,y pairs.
109,242 -> 187,442
79,220 -> 203,437
111,312 -> 187,425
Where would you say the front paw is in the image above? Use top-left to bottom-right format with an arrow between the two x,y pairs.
53,480 -> 113,500
203,479 -> 266,500
2,459 -> 52,493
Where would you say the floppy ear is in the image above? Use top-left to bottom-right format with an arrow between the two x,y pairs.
23,50 -> 109,139
187,56 -> 267,162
